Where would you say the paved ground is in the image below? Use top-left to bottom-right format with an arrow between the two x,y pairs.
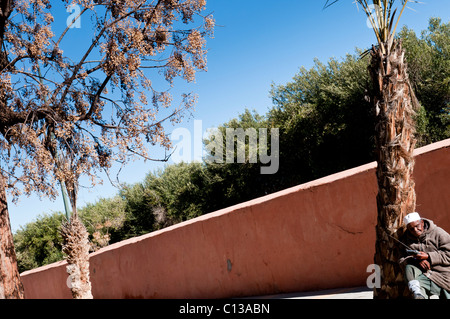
251,286 -> 441,299
249,286 -> 374,299
277,286 -> 373,299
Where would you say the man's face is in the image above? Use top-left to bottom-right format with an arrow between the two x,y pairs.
407,219 -> 425,238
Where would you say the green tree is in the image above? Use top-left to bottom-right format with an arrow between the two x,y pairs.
142,162 -> 216,221
269,53 -> 375,186
399,18 -> 450,143
203,109 -> 282,208
78,197 -> 127,251
14,213 -> 65,273
119,182 -> 162,238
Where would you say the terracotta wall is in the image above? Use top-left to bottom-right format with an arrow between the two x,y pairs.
20,139 -> 450,299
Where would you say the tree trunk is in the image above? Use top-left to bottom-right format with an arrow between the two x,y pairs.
61,214 -> 93,299
369,39 -> 418,299
0,173 -> 24,299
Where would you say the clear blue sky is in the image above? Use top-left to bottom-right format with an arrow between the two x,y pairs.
8,0 -> 450,232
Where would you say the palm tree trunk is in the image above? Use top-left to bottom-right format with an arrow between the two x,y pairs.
0,173 -> 24,299
61,182 -> 93,299
61,212 -> 93,299
369,39 -> 418,299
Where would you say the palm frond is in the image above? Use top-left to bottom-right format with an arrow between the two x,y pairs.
324,0 -> 421,53
360,46 -> 376,60
323,0 -> 340,9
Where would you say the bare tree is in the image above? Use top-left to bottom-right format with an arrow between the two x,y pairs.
0,0 -> 214,299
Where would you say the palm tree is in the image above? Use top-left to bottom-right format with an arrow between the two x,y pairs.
60,183 -> 93,299
324,0 -> 420,298
49,144 -> 92,299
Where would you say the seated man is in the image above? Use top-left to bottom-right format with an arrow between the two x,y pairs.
401,212 -> 450,299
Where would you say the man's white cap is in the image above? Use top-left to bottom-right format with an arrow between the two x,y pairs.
404,212 -> 421,226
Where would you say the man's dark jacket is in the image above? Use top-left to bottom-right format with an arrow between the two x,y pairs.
402,218 -> 450,291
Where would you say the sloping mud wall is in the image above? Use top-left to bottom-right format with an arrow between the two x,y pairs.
20,139 -> 450,298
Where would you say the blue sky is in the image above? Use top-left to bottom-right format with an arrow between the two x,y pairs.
8,0 -> 450,232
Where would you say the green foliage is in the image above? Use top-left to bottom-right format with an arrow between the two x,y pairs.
121,161 -> 223,232
119,182 -> 159,238
399,18 -> 450,143
78,197 -> 127,250
14,212 -> 65,273
14,197 -> 127,271
266,18 -> 449,189
269,53 -> 375,186
146,163 -> 206,220
203,109 -> 280,206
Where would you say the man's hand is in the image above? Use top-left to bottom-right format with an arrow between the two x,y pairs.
415,252 -> 431,271
415,252 -> 429,260
418,259 -> 431,271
